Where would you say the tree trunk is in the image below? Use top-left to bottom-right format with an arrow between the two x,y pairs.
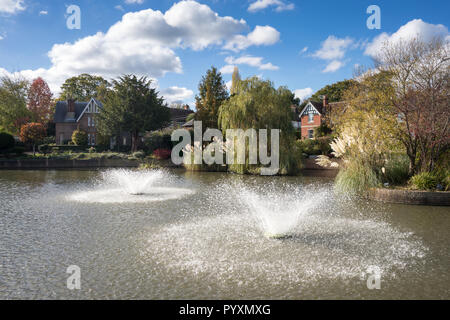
33,144 -> 36,156
131,131 -> 140,153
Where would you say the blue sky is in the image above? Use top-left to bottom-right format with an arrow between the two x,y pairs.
0,0 -> 449,106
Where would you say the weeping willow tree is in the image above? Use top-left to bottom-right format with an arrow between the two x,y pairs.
218,77 -> 302,175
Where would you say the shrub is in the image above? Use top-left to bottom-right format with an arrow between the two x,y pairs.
38,144 -> 51,155
335,161 -> 380,195
144,131 -> 173,154
72,130 -> 88,146
296,137 -> 332,156
0,132 -> 15,152
132,151 -> 145,159
153,148 -> 172,160
88,147 -> 96,154
314,123 -> 332,137
382,155 -> 410,185
409,172 -> 439,190
10,146 -> 25,155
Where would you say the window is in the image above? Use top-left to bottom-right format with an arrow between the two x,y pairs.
308,130 -> 314,139
123,137 -> 127,146
88,116 -> 91,127
308,113 -> 314,123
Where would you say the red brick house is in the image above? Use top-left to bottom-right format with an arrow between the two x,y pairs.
54,98 -> 102,145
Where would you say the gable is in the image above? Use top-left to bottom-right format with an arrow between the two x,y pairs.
299,102 -> 322,118
76,98 -> 102,122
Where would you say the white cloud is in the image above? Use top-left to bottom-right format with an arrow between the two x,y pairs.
313,36 -> 354,60
294,88 -> 313,101
223,25 -> 280,52
299,46 -> 308,54
220,65 -> 236,74
0,0 -> 25,14
225,80 -> 232,91
160,86 -> 193,104
364,19 -> 449,57
115,5 -> 124,11
322,60 -> 345,73
225,55 -> 279,71
0,36 -> 3,40
125,0 -> 144,4
0,1 -> 279,94
39,10 -> 48,16
248,0 -> 294,13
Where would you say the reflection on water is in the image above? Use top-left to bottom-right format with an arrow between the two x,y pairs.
0,169 -> 448,299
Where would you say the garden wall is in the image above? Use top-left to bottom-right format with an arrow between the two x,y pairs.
368,188 -> 450,206
0,159 -> 139,170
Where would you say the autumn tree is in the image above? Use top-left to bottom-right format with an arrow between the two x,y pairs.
195,67 -> 229,129
376,37 -> 450,174
27,77 -> 53,125
230,66 -> 241,95
20,122 -> 46,155
97,75 -> 171,152
59,74 -> 110,101
0,76 -> 30,134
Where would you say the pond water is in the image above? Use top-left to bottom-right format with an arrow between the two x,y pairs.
0,169 -> 448,299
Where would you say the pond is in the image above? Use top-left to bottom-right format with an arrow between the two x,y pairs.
0,169 -> 448,299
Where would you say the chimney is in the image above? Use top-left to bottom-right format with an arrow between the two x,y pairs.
66,99 -> 76,121
67,99 -> 75,113
323,95 -> 328,107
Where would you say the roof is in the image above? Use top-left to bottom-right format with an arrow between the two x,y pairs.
309,101 -> 324,114
182,119 -> 194,127
169,107 -> 194,122
54,98 -> 104,123
54,101 -> 88,123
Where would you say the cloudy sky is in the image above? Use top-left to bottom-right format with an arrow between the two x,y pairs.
0,0 -> 449,106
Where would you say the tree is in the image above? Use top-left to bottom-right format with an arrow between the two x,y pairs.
72,129 -> 88,146
20,123 -> 46,155
300,79 -> 357,108
195,67 -> 229,129
230,66 -> 241,95
96,75 -> 171,152
28,77 -> 53,125
0,132 -> 15,152
218,77 -> 301,175
0,76 -> 31,134
376,37 -> 449,174
59,74 -> 110,101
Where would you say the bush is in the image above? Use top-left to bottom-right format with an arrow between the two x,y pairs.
409,172 -> 439,190
314,123 -> 332,137
132,151 -> 145,159
335,161 -> 380,195
9,146 -> 25,155
153,148 -> 172,160
382,155 -> 410,185
51,145 -> 85,152
72,130 -> 88,146
38,144 -> 51,155
144,131 -> 173,154
0,132 -> 15,151
296,137 -> 332,156
88,147 -> 96,153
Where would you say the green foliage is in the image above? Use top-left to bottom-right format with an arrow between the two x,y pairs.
38,144 -> 51,155
132,151 -> 145,159
335,161 -> 381,195
310,79 -> 356,104
88,147 -> 96,154
296,137 -> 332,156
143,131 -> 173,154
59,73 -> 110,101
219,77 -> 301,175
186,113 -> 196,122
0,76 -> 31,134
409,172 -> 439,190
0,132 -> 15,151
196,67 -> 229,129
382,155 -> 410,185
96,75 -> 171,152
230,66 -> 241,96
314,123 -> 332,137
71,130 -> 88,146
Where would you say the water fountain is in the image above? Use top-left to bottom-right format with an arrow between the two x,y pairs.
68,169 -> 195,203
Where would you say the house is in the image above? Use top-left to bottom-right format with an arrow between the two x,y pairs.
54,99 -> 194,147
298,96 -> 345,139
54,98 -> 102,145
